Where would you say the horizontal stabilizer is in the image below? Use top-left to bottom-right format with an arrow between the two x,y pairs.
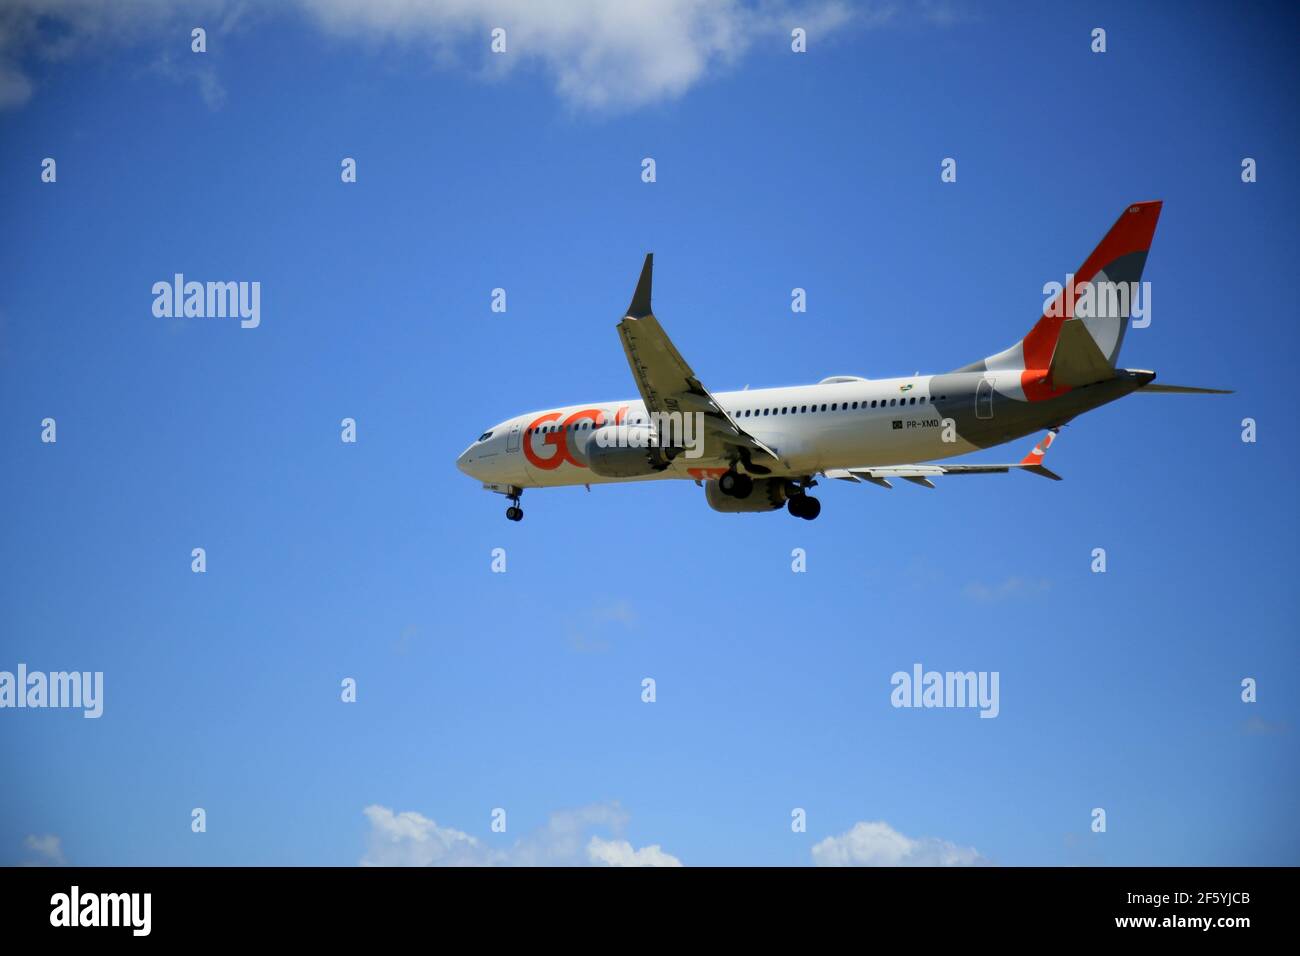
1138,383 -> 1233,394
1022,464 -> 1062,481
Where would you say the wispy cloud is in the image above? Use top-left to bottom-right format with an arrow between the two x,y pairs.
566,600 -> 637,653
19,833 -> 67,866
0,0 -> 244,112
962,575 -> 1051,604
150,50 -> 226,110
361,802 -> 682,867
811,820 -> 988,866
1241,714 -> 1290,736
917,0 -> 977,28
0,1 -> 890,114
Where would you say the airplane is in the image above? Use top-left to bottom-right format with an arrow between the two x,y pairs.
457,201 -> 1230,521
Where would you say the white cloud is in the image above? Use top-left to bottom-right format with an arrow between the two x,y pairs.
298,0 -> 858,112
361,802 -> 682,867
20,833 -> 67,866
0,0 -> 873,113
811,820 -> 988,867
587,836 -> 682,867
361,805 -> 488,866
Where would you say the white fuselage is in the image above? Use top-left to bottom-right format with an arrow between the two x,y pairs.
456,374 -> 990,488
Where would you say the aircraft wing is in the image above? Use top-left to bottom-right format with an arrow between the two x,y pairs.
616,254 -> 784,468
825,432 -> 1061,488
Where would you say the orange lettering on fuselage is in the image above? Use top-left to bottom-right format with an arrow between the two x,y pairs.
523,405 -> 629,471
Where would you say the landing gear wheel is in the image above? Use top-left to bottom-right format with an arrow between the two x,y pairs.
504,488 -> 524,521
787,494 -> 820,520
719,471 -> 754,498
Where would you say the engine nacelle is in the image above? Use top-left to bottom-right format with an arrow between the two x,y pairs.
586,425 -> 674,478
704,477 -> 793,512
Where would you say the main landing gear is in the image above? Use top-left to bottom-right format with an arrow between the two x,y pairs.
717,470 -> 753,498
787,493 -> 821,520
784,479 -> 820,521
505,491 -> 524,522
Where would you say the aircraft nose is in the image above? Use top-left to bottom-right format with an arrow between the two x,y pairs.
456,446 -> 476,476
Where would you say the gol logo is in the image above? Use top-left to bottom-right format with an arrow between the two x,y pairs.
524,405 -> 629,470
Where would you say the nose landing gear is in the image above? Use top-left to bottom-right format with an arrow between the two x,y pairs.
505,490 -> 524,522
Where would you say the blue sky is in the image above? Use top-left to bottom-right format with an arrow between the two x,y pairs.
1,0 -> 1297,866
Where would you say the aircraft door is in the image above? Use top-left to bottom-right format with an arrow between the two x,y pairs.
976,378 -> 994,420
506,421 -> 522,453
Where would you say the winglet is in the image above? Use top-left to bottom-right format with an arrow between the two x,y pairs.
1019,430 -> 1062,480
626,253 -> 653,318
1019,430 -> 1057,466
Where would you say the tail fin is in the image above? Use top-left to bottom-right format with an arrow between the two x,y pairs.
958,202 -> 1162,398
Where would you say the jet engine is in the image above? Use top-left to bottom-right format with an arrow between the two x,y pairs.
704,477 -> 794,513
586,425 -> 675,478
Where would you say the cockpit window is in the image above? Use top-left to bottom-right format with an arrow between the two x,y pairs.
477,431 -> 493,442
